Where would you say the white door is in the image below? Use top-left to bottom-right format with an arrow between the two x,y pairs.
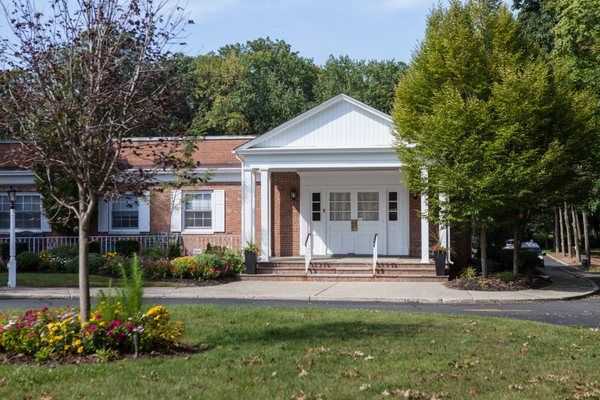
309,192 -> 327,255
325,190 -> 385,255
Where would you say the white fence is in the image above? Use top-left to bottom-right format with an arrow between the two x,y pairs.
0,233 -> 181,255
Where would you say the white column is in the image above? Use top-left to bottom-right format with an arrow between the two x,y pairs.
7,207 -> 16,288
420,168 -> 429,263
260,169 -> 271,261
241,169 -> 256,248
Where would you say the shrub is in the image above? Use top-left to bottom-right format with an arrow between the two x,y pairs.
88,241 -> 101,254
495,271 -> 516,283
460,266 -> 478,280
42,245 -> 78,273
88,253 -> 105,275
221,248 -> 244,275
0,242 -> 29,260
100,252 -> 128,277
167,241 -> 182,258
119,255 -> 144,318
142,246 -> 166,259
16,251 -> 41,272
115,240 -> 140,257
142,258 -> 171,280
194,253 -> 223,280
170,256 -> 200,279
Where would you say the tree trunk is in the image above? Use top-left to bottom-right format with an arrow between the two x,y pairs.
559,206 -> 565,255
583,211 -> 591,266
564,202 -> 572,259
480,225 -> 488,278
571,206 -> 580,262
554,207 -> 559,254
513,226 -> 520,276
574,208 -> 582,242
78,218 -> 90,322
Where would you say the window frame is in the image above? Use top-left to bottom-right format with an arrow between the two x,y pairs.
109,195 -> 140,234
0,192 -> 43,233
182,191 -> 214,235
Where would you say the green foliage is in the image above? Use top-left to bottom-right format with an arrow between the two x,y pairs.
169,256 -> 199,280
194,253 -> 223,280
16,252 -> 41,272
118,255 -> 144,318
33,170 -> 78,234
87,253 -> 105,275
0,242 -> 29,260
115,240 -> 140,257
167,241 -> 182,258
141,246 -> 166,259
40,246 -> 78,273
315,55 -> 407,114
99,253 -> 127,277
495,271 -> 516,283
191,38 -> 319,135
141,258 -> 172,280
460,266 -> 478,280
243,242 -> 258,254
221,248 -> 245,275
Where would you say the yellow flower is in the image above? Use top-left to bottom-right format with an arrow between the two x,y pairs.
77,346 -> 84,354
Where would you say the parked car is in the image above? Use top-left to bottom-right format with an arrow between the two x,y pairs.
501,239 -> 544,272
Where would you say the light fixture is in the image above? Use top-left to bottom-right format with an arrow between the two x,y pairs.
290,189 -> 297,201
7,186 -> 16,207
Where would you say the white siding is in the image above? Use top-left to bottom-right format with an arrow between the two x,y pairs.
255,100 -> 395,149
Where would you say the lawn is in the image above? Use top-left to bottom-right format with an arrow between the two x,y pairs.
1,306 -> 599,399
0,273 -> 185,288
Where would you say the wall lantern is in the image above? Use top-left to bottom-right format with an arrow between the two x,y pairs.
290,189 -> 297,201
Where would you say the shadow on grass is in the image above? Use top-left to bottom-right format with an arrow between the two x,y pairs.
205,320 -> 437,347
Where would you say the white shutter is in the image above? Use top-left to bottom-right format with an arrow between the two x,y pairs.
97,198 -> 110,232
40,206 -> 51,232
170,190 -> 182,232
138,192 -> 151,233
213,190 -> 225,232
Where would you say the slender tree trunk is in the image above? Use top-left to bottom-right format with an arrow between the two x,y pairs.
574,208 -> 582,242
78,218 -> 90,321
480,225 -> 488,278
554,207 -> 559,254
583,211 -> 591,266
513,226 -> 520,276
559,206 -> 565,255
571,206 -> 581,262
564,202 -> 572,259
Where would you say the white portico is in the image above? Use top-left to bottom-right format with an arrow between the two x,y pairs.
235,94 -> 434,264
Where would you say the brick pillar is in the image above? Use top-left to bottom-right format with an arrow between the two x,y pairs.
271,172 -> 300,257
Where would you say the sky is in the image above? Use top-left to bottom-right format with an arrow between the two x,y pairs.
0,0 -> 514,65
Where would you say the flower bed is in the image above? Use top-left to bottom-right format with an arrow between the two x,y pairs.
0,305 -> 187,363
447,269 -> 550,291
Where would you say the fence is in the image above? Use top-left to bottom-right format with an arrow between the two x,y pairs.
0,233 -> 181,255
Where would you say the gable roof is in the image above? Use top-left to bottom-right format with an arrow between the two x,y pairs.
236,94 -> 395,153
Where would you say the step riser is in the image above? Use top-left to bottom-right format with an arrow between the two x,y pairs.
242,275 -> 447,282
257,268 -> 437,276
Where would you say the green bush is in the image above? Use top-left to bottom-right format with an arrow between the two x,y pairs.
460,266 -> 478,280
42,245 -> 78,273
115,240 -> 140,257
16,251 -> 41,272
221,248 -> 244,275
167,241 -> 182,258
0,242 -> 29,260
194,253 -> 223,280
170,256 -> 199,279
142,258 -> 172,280
88,241 -> 101,254
88,253 -> 105,275
119,255 -> 144,318
142,246 -> 165,259
99,253 -> 128,277
495,271 -> 516,283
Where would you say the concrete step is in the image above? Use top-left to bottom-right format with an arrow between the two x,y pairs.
241,274 -> 448,282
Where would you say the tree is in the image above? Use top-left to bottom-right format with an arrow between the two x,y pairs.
393,0 -> 593,276
315,55 -> 407,114
0,0 -> 194,321
191,38 -> 319,135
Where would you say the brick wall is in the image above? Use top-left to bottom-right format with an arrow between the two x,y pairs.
271,172 -> 300,257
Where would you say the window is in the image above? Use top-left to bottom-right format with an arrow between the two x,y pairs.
329,192 -> 351,221
388,192 -> 398,221
0,194 -> 42,230
184,192 -> 212,229
357,192 -> 379,221
312,193 -> 321,222
111,196 -> 139,230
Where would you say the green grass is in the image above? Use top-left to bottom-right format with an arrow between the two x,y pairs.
1,306 -> 600,399
0,273 -> 184,288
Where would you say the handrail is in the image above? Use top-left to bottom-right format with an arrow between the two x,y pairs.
304,232 -> 312,275
372,233 -> 378,276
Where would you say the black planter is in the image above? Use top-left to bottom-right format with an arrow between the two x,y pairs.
434,251 -> 447,276
244,251 -> 257,274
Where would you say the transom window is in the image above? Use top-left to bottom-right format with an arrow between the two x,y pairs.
184,192 -> 212,229
329,192 -> 351,221
111,196 -> 139,230
357,192 -> 379,221
0,194 -> 42,230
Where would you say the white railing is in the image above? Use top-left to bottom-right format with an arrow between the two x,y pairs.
372,233 -> 378,276
0,233 -> 181,255
304,232 -> 312,275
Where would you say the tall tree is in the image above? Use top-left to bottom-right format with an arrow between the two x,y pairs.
191,38 -> 319,135
393,0 -> 593,276
315,55 -> 407,114
0,0 -> 193,320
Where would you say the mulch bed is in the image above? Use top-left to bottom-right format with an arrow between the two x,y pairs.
447,275 -> 551,291
0,343 -> 209,366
